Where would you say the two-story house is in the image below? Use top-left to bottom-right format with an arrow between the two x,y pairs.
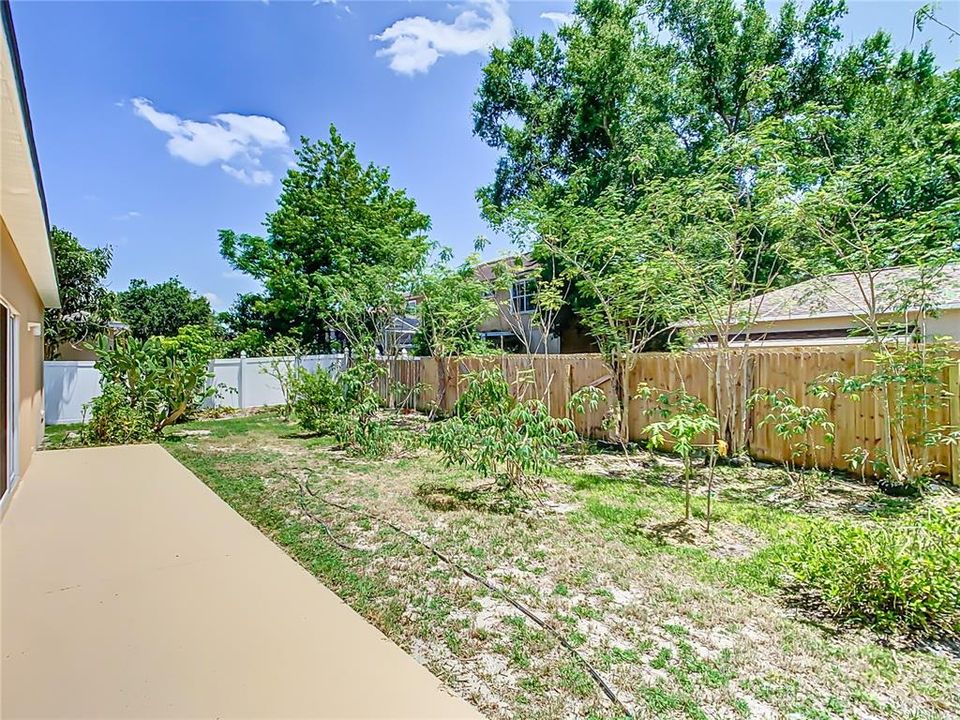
389,254 -> 596,355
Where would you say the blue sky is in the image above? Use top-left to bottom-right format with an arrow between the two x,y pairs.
11,0 -> 959,313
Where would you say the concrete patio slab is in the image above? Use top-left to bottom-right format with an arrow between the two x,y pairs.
1,444 -> 484,719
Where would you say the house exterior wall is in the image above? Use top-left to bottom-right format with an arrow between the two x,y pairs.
1,218 -> 46,472
478,286 -> 599,354
923,309 -> 960,339
478,286 -> 560,352
721,309 -> 960,347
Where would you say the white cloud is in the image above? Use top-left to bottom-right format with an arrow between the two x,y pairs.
112,211 -> 141,221
202,292 -> 224,311
541,11 -> 575,27
131,98 -> 289,184
373,0 -> 512,75
220,164 -> 274,186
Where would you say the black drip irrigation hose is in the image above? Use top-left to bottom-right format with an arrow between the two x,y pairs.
290,470 -> 634,719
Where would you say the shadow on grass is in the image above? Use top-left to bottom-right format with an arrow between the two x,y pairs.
568,471 -> 646,492
778,582 -> 960,657
414,481 -> 525,515
278,430 -> 326,440
642,518 -> 696,545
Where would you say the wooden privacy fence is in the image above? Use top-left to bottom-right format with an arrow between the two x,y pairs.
376,349 -> 960,484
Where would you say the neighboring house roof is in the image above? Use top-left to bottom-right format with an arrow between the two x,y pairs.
735,264 -> 960,324
1,2 -> 59,307
473,254 -> 537,283
385,315 -> 419,334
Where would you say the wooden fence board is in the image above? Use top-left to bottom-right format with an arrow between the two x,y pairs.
378,349 -> 960,484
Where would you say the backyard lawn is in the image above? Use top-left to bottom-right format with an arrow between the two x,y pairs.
143,412 -> 959,720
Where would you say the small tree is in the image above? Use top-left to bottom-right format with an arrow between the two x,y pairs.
787,119 -> 960,487
533,190 -> 687,446
330,357 -> 393,458
635,125 -> 799,457
427,368 -> 577,494
261,336 -> 303,419
290,366 -> 340,435
750,388 -> 835,495
640,384 -> 720,527
413,252 -> 496,415
810,340 -> 960,488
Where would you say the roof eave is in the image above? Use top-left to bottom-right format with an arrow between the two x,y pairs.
1,1 -> 60,308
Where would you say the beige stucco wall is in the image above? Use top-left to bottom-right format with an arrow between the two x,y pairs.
0,217 -> 45,473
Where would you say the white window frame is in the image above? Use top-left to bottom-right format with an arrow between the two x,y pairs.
511,278 -> 536,314
0,298 -> 20,502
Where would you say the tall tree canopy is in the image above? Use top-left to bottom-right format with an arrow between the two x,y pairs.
44,226 -> 114,359
475,0 -> 960,342
473,0 -> 846,219
115,278 -> 214,341
220,126 -> 432,352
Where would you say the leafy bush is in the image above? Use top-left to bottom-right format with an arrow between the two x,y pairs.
81,384 -> 153,445
786,506 -> 960,636
329,359 -> 393,458
427,368 -> 577,490
83,334 -> 217,443
288,358 -> 394,457
291,366 -> 340,434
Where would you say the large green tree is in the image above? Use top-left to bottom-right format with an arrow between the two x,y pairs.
44,226 -> 114,359
477,0 -> 959,350
473,0 -> 845,219
115,278 -> 214,341
220,126 -> 432,353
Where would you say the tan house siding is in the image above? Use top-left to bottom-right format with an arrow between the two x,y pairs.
1,218 -> 46,472
714,310 -> 960,348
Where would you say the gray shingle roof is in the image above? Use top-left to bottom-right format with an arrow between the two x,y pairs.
740,263 -> 960,321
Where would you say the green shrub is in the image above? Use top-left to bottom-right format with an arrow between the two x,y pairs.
329,359 -> 393,458
786,506 -> 960,635
291,366 -> 340,434
84,334 -> 217,443
427,368 -> 577,490
288,358 -> 394,457
81,384 -> 154,445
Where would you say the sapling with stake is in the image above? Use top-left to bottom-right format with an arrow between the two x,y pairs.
639,384 -> 721,526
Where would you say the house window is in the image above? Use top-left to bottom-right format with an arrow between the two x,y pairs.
511,279 -> 535,313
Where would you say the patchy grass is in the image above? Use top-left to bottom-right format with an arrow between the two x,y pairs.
100,410 -> 960,720
42,421 -> 83,448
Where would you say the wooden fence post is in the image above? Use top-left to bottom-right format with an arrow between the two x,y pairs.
949,360 -> 960,486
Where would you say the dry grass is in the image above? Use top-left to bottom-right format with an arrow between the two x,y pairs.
159,411 -> 960,720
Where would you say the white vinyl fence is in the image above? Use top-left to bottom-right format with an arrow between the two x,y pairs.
44,354 -> 346,426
